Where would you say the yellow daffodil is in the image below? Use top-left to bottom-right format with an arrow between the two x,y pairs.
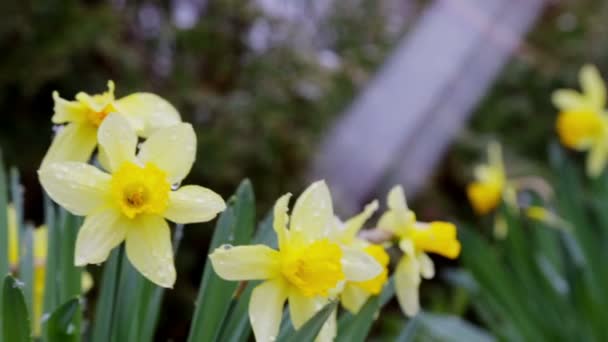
378,186 -> 460,317
326,201 -> 390,314
41,81 -> 182,168
553,64 -> 608,178
7,206 -> 93,336
466,142 -> 507,215
38,114 -> 226,288
209,181 -> 382,342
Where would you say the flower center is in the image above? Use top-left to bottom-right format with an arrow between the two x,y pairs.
352,244 -> 389,294
87,104 -> 115,127
408,222 -> 461,259
556,110 -> 605,149
111,162 -> 170,219
281,239 -> 345,297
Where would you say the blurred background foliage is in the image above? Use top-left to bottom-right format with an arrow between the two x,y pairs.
1,0 -> 607,340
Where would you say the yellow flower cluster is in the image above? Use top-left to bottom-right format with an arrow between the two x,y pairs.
38,82 -> 226,288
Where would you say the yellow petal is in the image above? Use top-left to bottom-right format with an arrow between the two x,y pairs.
209,245 -> 280,281
115,93 -> 181,137
466,181 -> 502,215
33,226 -> 48,261
249,279 -> 288,342
580,64 -> 606,109
411,222 -> 461,259
341,247 -> 382,282
33,263 -> 45,336
291,181 -> 334,241
51,91 -> 87,124
273,193 -> 291,249
125,215 -> 175,288
552,89 -> 586,111
341,283 -> 370,313
164,185 -> 225,224
341,200 -> 378,240
315,307 -> 337,342
418,253 -> 435,279
74,209 -> 127,266
351,244 -> 389,294
82,271 -> 94,293
378,210 -> 413,237
138,123 -> 196,184
40,123 -> 98,169
289,291 -> 325,329
38,162 -> 111,216
587,141 -> 608,178
97,114 -> 137,172
387,185 -> 407,211
8,206 -> 18,267
395,256 -> 421,317
556,110 -> 604,150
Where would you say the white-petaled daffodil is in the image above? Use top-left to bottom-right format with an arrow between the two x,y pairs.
38,114 -> 226,288
553,64 -> 608,178
378,186 -> 460,317
209,181 -> 382,342
41,80 -> 182,168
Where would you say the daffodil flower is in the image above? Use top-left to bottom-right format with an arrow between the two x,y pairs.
466,142 -> 509,215
377,186 -> 460,317
326,201 -> 390,314
553,64 -> 608,178
209,181 -> 382,342
41,81 -> 182,168
38,114 -> 226,288
6,206 -> 93,336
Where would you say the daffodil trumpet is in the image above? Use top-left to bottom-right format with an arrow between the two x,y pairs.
553,64 -> 608,178
41,80 -> 182,169
210,181 -> 382,342
378,186 -> 461,317
38,114 -> 226,288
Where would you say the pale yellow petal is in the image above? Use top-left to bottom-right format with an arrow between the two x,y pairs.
137,123 -> 196,184
164,185 -> 226,224
291,181 -> 333,241
82,271 -> 94,293
40,123 -> 98,169
125,215 -> 175,288
315,308 -> 337,342
115,93 -> 182,137
8,206 -> 18,267
97,114 -> 137,172
74,209 -> 127,266
552,89 -> 586,111
38,162 -> 111,216
249,279 -> 288,342
388,185 -> 408,211
209,245 -> 280,281
587,141 -> 608,178
399,239 -> 415,256
289,291 -> 325,329
273,193 -> 291,249
341,283 -> 371,314
342,200 -> 378,240
51,91 -> 87,124
418,253 -> 435,279
341,247 -> 382,282
395,256 -> 421,317
580,64 -> 606,109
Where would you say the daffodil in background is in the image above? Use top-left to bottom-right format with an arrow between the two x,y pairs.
553,64 -> 608,178
38,114 -> 225,288
7,205 -> 93,336
378,186 -> 460,317
326,200 -> 390,314
41,80 -> 182,168
466,142 -> 508,216
209,181 -> 382,342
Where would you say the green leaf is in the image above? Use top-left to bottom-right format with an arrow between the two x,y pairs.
336,277 -> 395,342
396,316 -> 419,342
45,298 -> 80,342
18,225 -> 34,328
2,275 -> 31,342
0,150 -> 8,293
91,248 -> 122,342
415,313 -> 495,342
42,195 -> 59,338
56,210 -> 82,338
187,180 -> 256,342
279,302 -> 337,342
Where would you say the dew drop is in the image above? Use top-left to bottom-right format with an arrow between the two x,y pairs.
220,244 -> 233,250
12,279 -> 25,289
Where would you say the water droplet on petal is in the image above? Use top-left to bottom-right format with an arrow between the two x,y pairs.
220,244 -> 233,250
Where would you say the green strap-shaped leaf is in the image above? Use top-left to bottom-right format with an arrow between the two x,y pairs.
279,302 -> 338,342
91,248 -> 122,342
2,275 -> 31,342
56,210 -> 82,340
0,152 -> 8,342
415,312 -> 494,342
19,226 -> 34,329
187,180 -> 255,342
45,298 -> 80,342
396,315 -> 420,342
42,194 -> 59,338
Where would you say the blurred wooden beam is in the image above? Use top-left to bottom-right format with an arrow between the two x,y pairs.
311,0 -> 546,213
